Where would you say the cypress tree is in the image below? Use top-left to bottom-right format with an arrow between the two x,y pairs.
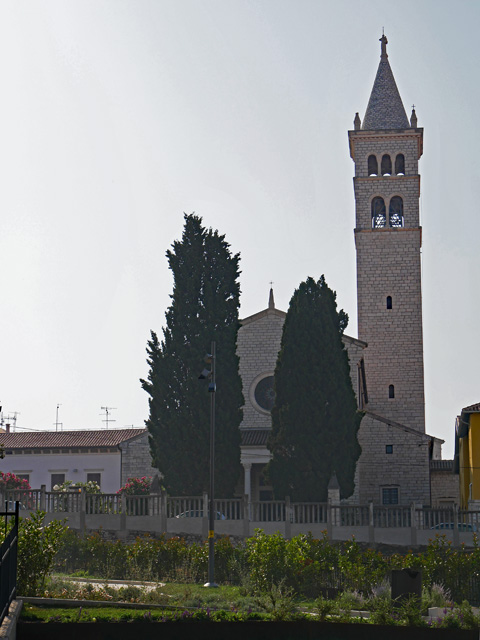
141,214 -> 243,497
266,276 -> 362,501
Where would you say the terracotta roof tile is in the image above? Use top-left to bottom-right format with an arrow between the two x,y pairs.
0,428 -> 146,449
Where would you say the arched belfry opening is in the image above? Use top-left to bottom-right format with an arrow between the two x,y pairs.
371,197 -> 386,228
389,196 -> 404,227
395,154 -> 405,175
381,154 -> 392,176
368,155 -> 378,176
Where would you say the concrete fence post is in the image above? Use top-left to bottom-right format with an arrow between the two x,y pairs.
368,501 -> 375,545
453,504 -> 460,547
410,503 -> 417,547
327,502 -> 333,539
243,494 -> 250,537
160,490 -> 167,533
79,488 -> 86,536
285,496 -> 291,539
119,493 -> 127,532
40,485 -> 46,512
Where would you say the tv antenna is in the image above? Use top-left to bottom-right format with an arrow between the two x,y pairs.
1,411 -> 19,432
54,404 -> 63,431
100,406 -> 116,429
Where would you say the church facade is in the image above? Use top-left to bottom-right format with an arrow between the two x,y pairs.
238,36 -> 443,507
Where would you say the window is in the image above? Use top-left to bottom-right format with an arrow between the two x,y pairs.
385,445 -> 393,454
389,384 -> 395,399
395,154 -> 405,175
382,487 -> 399,505
389,196 -> 404,227
87,473 -> 101,488
386,296 -> 392,310
15,474 -> 30,483
51,473 -> 65,490
371,197 -> 386,228
381,154 -> 392,176
368,155 -> 378,176
250,374 -> 276,413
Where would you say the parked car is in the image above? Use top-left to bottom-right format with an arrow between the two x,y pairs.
174,510 -> 227,520
430,522 -> 477,532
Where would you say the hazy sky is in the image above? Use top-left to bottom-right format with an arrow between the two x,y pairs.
0,1 -> 478,456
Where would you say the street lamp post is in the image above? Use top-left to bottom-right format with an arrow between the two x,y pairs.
199,341 -> 217,588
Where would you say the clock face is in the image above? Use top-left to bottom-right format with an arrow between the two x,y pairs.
254,376 -> 275,412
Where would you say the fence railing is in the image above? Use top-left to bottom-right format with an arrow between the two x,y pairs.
0,502 -> 19,625
5,488 -> 480,536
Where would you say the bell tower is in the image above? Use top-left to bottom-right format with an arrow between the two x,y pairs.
348,35 -> 425,433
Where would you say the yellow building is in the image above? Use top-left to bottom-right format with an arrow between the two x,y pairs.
455,403 -> 480,509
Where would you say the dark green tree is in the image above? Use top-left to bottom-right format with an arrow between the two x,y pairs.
266,276 -> 362,501
141,214 -> 243,497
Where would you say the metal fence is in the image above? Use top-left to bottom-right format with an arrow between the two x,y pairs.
0,502 -> 19,625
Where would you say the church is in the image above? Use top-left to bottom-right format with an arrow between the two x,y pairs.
236,36 -> 453,508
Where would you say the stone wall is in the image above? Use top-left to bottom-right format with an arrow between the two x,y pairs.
355,414 -> 431,505
119,432 -> 158,487
430,461 -> 459,506
237,307 -> 285,429
355,228 -> 425,431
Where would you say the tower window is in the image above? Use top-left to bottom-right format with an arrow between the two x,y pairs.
382,487 -> 399,505
368,155 -> 378,176
371,197 -> 386,228
395,154 -> 405,175
388,384 -> 395,399
386,445 -> 393,454
389,196 -> 404,227
381,154 -> 392,176
386,296 -> 392,309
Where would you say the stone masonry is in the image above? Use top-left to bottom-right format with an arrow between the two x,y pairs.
346,36 -> 430,505
237,301 -> 286,429
236,37 -> 436,507
119,431 -> 158,487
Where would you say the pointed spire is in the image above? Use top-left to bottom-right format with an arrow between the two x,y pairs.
362,35 -> 409,130
268,287 -> 275,309
354,112 -> 361,130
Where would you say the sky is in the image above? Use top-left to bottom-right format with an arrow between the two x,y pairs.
0,0 -> 479,457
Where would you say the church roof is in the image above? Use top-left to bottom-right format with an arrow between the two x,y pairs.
241,428 -> 271,447
362,35 -> 409,131
240,288 -> 287,326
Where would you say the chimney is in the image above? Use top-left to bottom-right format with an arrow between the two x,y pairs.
6,424 -> 10,434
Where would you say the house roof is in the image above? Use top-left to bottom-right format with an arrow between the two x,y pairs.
362,35 -> 410,131
0,428 -> 147,449
430,459 -> 454,472
462,403 -> 480,414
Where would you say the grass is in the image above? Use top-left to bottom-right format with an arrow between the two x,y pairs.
20,603 -> 273,623
45,576 -> 260,610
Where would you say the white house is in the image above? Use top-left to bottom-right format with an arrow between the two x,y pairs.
0,428 -> 157,493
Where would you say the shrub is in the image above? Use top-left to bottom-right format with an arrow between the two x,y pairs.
0,471 -> 31,492
17,512 -> 68,595
117,477 -> 152,495
53,480 -> 101,494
